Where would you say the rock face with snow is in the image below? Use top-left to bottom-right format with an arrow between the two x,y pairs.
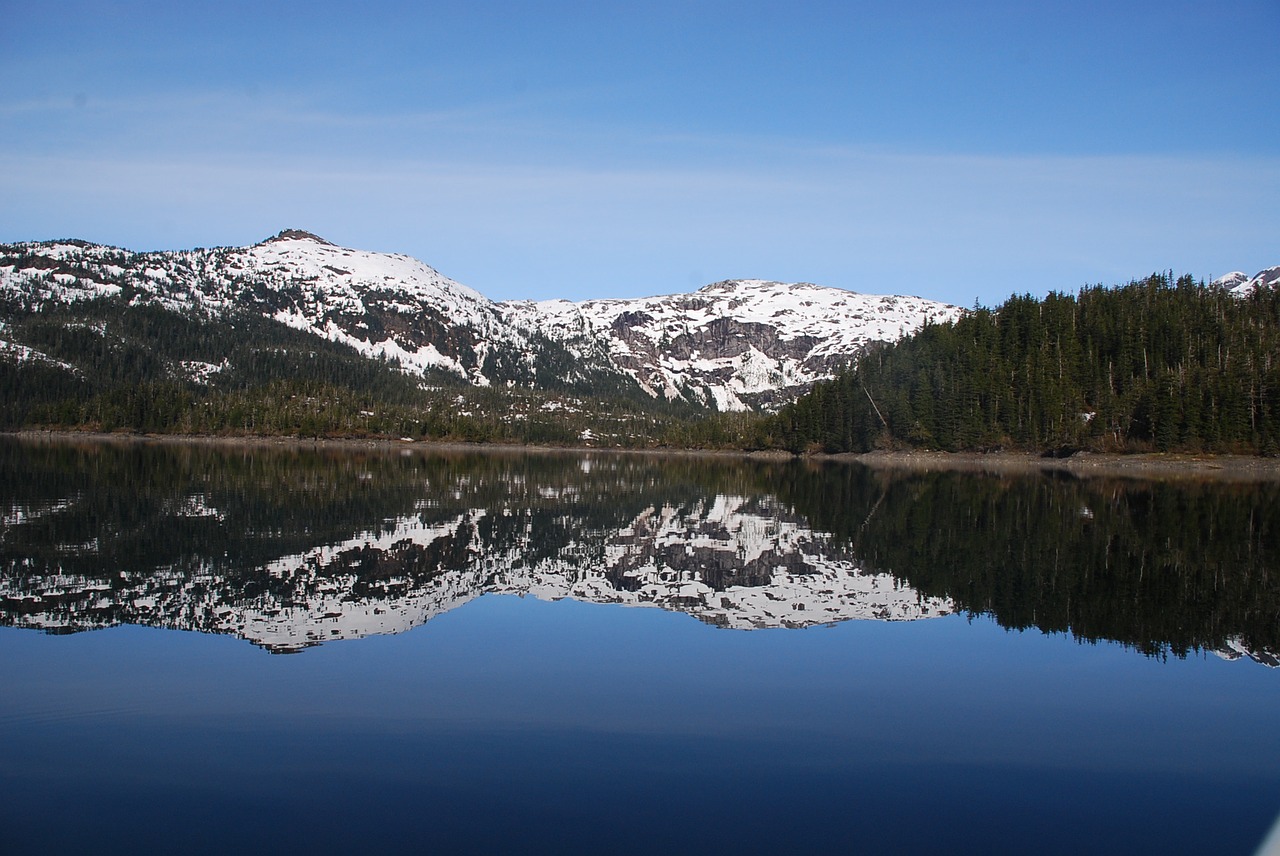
503,279 -> 961,410
0,230 -> 961,410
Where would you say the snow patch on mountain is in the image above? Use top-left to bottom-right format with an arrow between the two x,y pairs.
0,323 -> 81,374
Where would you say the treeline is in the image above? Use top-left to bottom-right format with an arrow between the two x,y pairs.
0,297 -> 441,434
763,274 -> 1280,454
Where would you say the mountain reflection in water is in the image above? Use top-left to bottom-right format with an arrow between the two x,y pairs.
1,436 -> 1277,665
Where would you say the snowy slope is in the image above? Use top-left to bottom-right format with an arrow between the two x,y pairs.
2,230 -> 541,383
230,231 -> 512,381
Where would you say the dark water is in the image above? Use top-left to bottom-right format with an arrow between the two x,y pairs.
1,437 -> 1278,855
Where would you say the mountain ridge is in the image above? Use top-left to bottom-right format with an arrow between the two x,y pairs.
0,229 -> 962,411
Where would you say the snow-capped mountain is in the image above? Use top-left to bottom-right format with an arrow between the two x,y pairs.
1215,266 -> 1280,296
0,230 -> 594,389
0,230 -> 961,410
503,279 -> 961,409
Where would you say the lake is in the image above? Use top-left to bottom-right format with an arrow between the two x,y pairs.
1,436 -> 1278,855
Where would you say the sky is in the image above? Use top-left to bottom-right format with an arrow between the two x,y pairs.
1,1 -> 1276,307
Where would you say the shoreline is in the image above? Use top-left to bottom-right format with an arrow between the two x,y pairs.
843,449 -> 1280,481
6,429 -> 1280,480
2,429 -> 781,460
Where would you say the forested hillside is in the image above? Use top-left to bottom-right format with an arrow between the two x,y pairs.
0,295 -> 705,444
762,273 -> 1280,454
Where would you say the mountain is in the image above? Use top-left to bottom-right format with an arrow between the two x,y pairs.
505,279 -> 960,409
1215,266 -> 1280,296
0,229 -> 619,394
0,230 -> 961,411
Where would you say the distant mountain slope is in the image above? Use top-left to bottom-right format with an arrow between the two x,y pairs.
504,279 -> 960,410
1215,266 -> 1280,296
1,230 -> 961,411
0,230 -> 627,397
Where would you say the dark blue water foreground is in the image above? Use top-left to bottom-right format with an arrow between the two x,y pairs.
1,437 -> 1277,854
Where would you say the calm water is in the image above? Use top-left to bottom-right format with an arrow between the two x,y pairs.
1,437 -> 1278,855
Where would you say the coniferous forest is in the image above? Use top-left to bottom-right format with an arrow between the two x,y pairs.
762,274 -> 1280,455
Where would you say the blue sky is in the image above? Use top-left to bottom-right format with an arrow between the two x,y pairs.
2,1 -> 1276,306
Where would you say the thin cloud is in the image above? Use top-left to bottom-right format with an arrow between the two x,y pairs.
1,147 -> 1275,304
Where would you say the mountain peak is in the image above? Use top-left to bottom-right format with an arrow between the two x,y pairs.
260,229 -> 334,246
696,279 -> 760,295
1217,266 -> 1280,297
696,279 -> 848,297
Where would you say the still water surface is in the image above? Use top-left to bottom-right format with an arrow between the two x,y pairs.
1,437 -> 1278,854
